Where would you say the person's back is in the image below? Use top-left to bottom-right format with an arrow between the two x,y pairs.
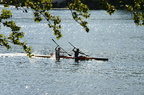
74,49 -> 79,58
55,46 -> 61,61
73,48 -> 80,62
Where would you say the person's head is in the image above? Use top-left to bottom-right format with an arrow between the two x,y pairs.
50,53 -> 53,57
58,47 -> 61,50
76,49 -> 79,51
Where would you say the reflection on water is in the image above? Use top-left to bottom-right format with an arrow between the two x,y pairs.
0,7 -> 144,95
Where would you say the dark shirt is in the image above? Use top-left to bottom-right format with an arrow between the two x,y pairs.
55,49 -> 60,58
74,51 -> 79,58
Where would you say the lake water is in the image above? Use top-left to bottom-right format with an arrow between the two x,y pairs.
0,6 -> 144,95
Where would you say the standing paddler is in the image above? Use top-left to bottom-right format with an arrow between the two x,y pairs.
52,39 -> 71,61
55,45 -> 61,61
72,48 -> 81,62
71,43 -> 88,62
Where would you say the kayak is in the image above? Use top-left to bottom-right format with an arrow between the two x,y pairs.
60,56 -> 108,61
35,55 -> 108,61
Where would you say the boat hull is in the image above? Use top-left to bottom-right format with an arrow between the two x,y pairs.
35,55 -> 108,61
60,56 -> 108,61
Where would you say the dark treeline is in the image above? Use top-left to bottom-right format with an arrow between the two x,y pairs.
53,0 -> 135,10
0,0 -> 136,10
81,0 -> 135,9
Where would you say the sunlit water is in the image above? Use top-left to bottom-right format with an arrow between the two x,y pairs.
0,5 -> 144,95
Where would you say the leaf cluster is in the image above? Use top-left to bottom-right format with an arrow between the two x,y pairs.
0,9 -> 12,21
0,8 -> 33,57
123,0 -> 144,26
25,0 -> 62,39
68,0 -> 90,32
98,0 -> 116,15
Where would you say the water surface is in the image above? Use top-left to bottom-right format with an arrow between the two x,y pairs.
0,6 -> 144,95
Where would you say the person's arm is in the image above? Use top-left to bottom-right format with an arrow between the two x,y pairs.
79,51 -> 85,55
79,51 -> 89,56
55,45 -> 59,50
72,48 -> 76,52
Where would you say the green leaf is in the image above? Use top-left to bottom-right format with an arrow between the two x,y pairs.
4,4 -> 10,7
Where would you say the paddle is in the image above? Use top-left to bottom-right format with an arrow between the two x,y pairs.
52,39 -> 72,56
68,42 -> 89,56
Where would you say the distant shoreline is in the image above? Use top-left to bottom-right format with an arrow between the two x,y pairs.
0,4 -> 69,10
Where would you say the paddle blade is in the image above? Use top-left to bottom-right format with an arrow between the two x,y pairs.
68,54 -> 72,56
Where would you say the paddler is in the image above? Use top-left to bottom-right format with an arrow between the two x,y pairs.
55,45 -> 67,61
55,46 -> 61,61
72,48 -> 84,62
